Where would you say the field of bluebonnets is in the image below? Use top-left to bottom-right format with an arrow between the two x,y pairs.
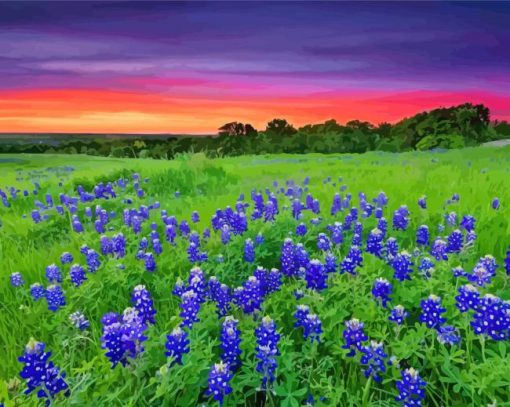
1,147 -> 510,407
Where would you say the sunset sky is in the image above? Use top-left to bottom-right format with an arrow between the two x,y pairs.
1,1 -> 509,134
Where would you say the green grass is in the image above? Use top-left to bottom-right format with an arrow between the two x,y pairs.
1,147 -> 510,406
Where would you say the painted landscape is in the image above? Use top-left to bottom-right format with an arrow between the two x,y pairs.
1,2 -> 509,407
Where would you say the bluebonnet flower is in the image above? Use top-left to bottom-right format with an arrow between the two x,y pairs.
360,341 -> 387,382
479,255 -> 497,276
191,210 -> 200,223
395,368 -> 426,407
165,224 -> 177,244
294,305 -> 322,343
470,294 -> 510,340
455,284 -> 480,312
46,285 -> 66,312
132,216 -> 142,234
437,325 -> 461,345
187,241 -> 205,263
293,289 -> 305,300
233,276 -> 263,314
352,232 -> 362,247
10,272 -> 24,287
296,223 -> 307,236
255,233 -> 264,245
208,277 -> 232,317
342,319 -> 368,357
280,238 -> 297,277
18,339 -> 70,405
377,217 -> 387,238
179,220 -> 191,236
430,238 -> 448,261
292,199 -> 303,220
244,238 -> 255,263
492,197 -> 500,210
375,207 -> 383,219
393,206 -> 409,231
329,222 -> 343,245
69,311 -> 90,330
467,264 -> 493,287
86,249 -> 101,273
60,252 -> 73,264
165,326 -> 190,366
45,264 -> 62,283
310,217 -> 321,226
418,257 -> 435,279
460,215 -> 475,232
372,278 -> 393,307
138,237 -> 149,251
366,228 -> 384,257
173,278 -> 186,298
446,211 -> 457,227
389,305 -> 408,326
69,264 -> 86,287
95,219 -> 105,234
221,224 -> 231,245
305,260 -> 327,291
255,316 -> 280,389
317,233 -> 331,251
392,251 -> 413,281
220,317 -> 242,370
418,196 -> 427,209
32,210 -> 42,224
101,308 -> 148,367
419,295 -> 446,329
72,217 -> 84,233
416,225 -> 429,246
30,283 -> 46,301
264,200 -> 278,222
180,290 -> 201,328
452,265 -> 466,278
188,267 -> 207,301
324,252 -> 337,273
206,361 -> 233,405
131,285 -> 156,325
331,193 -> 342,215
100,235 -> 113,255
340,245 -> 363,275
112,233 -> 126,258
446,229 -> 463,253
385,237 -> 399,259
144,252 -> 156,272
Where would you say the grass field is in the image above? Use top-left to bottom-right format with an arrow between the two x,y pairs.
1,147 -> 510,406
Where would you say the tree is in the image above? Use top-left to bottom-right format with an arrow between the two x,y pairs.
218,122 -> 246,137
265,119 -> 297,137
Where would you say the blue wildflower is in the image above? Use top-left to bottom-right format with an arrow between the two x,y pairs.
416,225 -> 429,246
446,229 -> 463,253
430,238 -> 448,261
395,368 -> 426,407
60,252 -> 73,264
144,252 -> 156,272
255,316 -> 280,389
205,361 -> 233,405
244,238 -> 255,263
131,285 -> 156,325
179,290 -> 201,328
165,326 -> 190,366
340,246 -> 363,275
46,285 -> 66,312
366,228 -> 384,257
455,284 -> 480,312
372,278 -> 393,307
360,341 -> 387,382
45,264 -> 62,283
342,318 -> 368,357
30,283 -> 46,301
305,259 -> 327,291
69,264 -> 86,287
69,311 -> 90,330
419,295 -> 446,329
220,317 -> 242,370
470,294 -> 510,341
392,251 -> 413,281
389,305 -> 408,326
18,339 -> 70,405
437,325 -> 461,346
294,305 -> 322,343
10,272 -> 24,287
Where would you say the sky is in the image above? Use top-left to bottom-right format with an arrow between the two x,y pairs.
0,1 -> 509,134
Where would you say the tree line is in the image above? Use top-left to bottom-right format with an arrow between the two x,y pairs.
1,103 -> 509,158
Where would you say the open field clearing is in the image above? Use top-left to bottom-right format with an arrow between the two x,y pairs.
1,147 -> 510,406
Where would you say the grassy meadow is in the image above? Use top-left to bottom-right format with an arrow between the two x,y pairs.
1,146 -> 510,406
